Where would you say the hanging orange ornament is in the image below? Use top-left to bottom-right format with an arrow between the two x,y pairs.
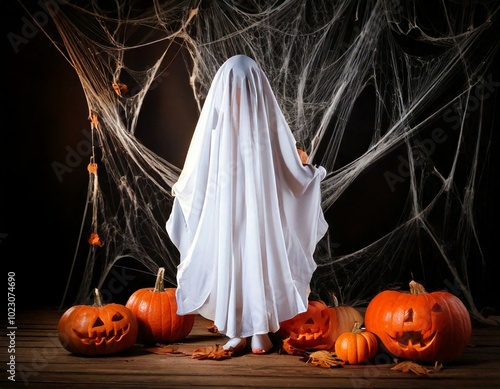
88,111 -> 99,130
112,82 -> 128,97
88,232 -> 104,247
87,162 -> 98,174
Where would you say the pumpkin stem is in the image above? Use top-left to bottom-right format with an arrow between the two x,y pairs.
331,293 -> 339,307
409,280 -> 427,294
351,321 -> 363,334
92,288 -> 104,307
154,267 -> 165,292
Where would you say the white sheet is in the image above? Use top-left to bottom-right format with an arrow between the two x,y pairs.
166,54 -> 328,338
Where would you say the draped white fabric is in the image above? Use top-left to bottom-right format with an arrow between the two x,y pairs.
166,55 -> 328,338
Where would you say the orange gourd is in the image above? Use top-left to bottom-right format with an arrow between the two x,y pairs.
365,280 -> 472,362
328,294 -> 364,343
125,267 -> 195,343
58,288 -> 138,355
335,321 -> 378,364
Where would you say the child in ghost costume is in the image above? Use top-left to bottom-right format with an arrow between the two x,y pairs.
166,54 -> 328,354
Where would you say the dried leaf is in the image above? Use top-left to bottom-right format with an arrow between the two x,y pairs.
191,345 -> 233,360
391,360 -> 432,376
306,350 -> 344,368
282,338 -> 306,356
144,344 -> 184,355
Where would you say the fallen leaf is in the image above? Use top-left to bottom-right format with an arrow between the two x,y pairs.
144,344 -> 184,355
306,350 -> 344,368
391,360 -> 433,376
282,338 -> 306,355
191,345 -> 233,360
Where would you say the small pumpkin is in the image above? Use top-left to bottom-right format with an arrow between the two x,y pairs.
125,267 -> 195,343
335,321 -> 378,364
365,280 -> 472,362
280,300 -> 336,354
58,288 -> 138,355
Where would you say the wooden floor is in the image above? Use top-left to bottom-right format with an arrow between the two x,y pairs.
2,307 -> 500,388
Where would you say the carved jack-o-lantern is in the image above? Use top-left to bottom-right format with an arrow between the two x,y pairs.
279,300 -> 336,354
365,280 -> 472,362
58,288 -> 138,356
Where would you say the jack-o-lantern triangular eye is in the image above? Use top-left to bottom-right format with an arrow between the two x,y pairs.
93,317 -> 105,327
112,312 -> 124,321
431,303 -> 443,313
404,308 -> 414,322
305,318 -> 314,325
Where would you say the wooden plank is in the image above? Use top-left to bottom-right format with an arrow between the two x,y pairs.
3,308 -> 500,388
9,370 -> 500,389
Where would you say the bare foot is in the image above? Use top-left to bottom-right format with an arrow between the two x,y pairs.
222,337 -> 246,354
251,333 -> 273,354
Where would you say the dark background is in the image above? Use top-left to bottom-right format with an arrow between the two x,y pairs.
2,1 -> 199,311
3,1 -> 499,315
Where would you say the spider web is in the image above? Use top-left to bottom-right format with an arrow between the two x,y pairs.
18,0 -> 500,323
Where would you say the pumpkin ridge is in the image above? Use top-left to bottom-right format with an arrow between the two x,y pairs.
378,291 -> 399,337
440,293 -> 458,359
144,294 -> 152,337
163,291 -> 171,340
394,292 -> 409,336
422,293 -> 438,339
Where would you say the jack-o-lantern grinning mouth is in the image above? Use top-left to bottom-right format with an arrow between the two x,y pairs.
293,330 -> 328,341
387,330 -> 437,350
73,314 -> 132,345
73,324 -> 131,345
290,316 -> 330,341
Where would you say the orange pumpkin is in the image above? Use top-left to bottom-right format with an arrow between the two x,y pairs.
125,267 -> 195,343
335,321 -> 378,364
58,288 -> 138,355
280,300 -> 336,354
365,280 -> 471,362
328,294 -> 364,343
